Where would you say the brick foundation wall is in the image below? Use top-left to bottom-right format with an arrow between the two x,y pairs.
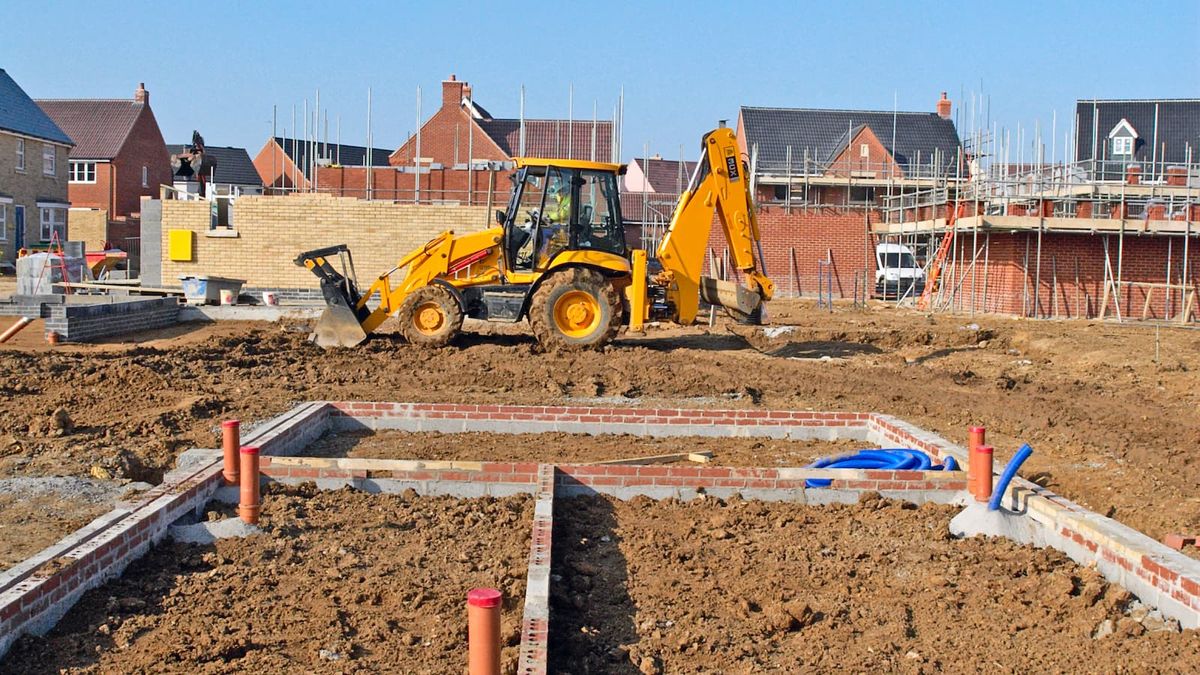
159,195 -> 490,289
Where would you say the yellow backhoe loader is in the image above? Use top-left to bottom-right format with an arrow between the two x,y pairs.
296,125 -> 775,350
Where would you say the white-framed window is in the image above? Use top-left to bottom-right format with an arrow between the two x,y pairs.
860,143 -> 870,158
142,166 -> 149,188
15,139 -> 25,172
1112,136 -> 1133,156
0,204 -> 6,241
69,161 -> 97,183
42,144 -> 55,176
39,207 -> 66,242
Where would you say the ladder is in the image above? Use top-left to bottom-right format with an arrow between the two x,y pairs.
38,230 -> 74,295
916,202 -> 963,310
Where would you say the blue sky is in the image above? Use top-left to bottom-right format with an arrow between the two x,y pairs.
5,0 -> 1198,163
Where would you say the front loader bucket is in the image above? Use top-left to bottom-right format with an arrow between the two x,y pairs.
310,304 -> 369,348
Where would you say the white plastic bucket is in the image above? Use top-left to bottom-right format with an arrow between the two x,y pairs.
261,291 -> 278,306
219,289 -> 235,305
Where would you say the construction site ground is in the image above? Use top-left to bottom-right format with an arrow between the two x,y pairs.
1,486 -> 534,674
304,429 -> 864,465
551,494 -> 1200,673
1,298 -> 1199,570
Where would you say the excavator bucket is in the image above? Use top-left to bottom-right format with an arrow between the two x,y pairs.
310,303 -> 369,348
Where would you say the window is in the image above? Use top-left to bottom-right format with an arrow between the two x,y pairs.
573,169 -> 624,256
0,204 -> 6,241
859,143 -> 870,158
1112,136 -> 1133,156
142,166 -> 149,188
69,161 -> 97,183
849,186 -> 876,204
39,207 -> 66,242
15,139 -> 24,172
42,144 -> 55,176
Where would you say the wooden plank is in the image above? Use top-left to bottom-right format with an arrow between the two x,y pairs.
592,450 -> 715,466
59,281 -> 185,295
266,456 -> 485,472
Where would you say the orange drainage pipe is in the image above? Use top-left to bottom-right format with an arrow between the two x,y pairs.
0,317 -> 33,344
467,588 -> 502,675
221,420 -> 240,486
973,444 -> 994,503
45,330 -> 60,346
238,445 -> 261,525
967,426 -> 986,499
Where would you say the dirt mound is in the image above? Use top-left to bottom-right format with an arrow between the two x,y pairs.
2,487 -> 534,674
550,494 -> 1200,673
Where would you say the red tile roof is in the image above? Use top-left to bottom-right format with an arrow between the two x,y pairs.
35,99 -> 144,160
477,119 -> 614,161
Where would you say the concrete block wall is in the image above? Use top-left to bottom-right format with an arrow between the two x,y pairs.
0,296 -> 180,341
159,195 -> 490,290
47,297 -> 180,342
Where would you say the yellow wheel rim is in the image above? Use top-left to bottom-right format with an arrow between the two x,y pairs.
413,301 -> 446,335
553,290 -> 602,339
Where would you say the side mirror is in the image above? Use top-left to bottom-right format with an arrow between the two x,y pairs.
495,209 -> 506,225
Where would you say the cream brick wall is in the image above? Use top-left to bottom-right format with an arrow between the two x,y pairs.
160,194 -> 491,288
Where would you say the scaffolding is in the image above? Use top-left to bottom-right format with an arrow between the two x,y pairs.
874,148 -> 1200,321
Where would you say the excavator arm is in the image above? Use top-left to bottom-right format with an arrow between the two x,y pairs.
653,126 -> 775,324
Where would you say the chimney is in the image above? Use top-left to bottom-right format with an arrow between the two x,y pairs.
936,91 -> 951,120
135,82 -> 148,105
442,74 -> 465,110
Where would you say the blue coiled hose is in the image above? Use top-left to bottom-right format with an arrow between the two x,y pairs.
805,448 -> 959,488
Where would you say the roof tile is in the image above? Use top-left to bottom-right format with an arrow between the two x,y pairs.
0,69 -> 72,145
35,99 -> 143,159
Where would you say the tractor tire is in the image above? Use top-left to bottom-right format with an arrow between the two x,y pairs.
529,268 -> 622,351
397,285 -> 464,347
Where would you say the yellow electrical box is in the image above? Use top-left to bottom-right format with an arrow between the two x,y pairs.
168,229 -> 194,262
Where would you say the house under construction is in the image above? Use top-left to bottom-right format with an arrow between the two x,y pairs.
876,98 -> 1200,322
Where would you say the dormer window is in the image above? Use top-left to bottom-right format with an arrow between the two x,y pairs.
1108,118 -> 1138,158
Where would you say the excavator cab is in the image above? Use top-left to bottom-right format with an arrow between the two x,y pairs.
501,161 -> 627,273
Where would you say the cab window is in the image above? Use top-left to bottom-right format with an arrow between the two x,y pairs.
572,170 -> 624,255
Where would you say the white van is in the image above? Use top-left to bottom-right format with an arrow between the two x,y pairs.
874,243 -> 925,299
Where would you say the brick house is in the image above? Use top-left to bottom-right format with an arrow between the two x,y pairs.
37,84 -> 172,251
0,68 -> 73,261
710,96 -> 962,297
252,136 -> 392,192
870,97 -> 1200,321
316,75 -> 614,203
1075,99 -> 1200,181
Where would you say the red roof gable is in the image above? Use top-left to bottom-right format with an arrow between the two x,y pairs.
35,99 -> 145,160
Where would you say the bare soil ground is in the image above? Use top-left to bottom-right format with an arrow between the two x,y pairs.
0,495 -> 110,569
0,298 -> 1198,564
550,494 -> 1200,673
304,429 -> 865,466
1,486 -> 533,674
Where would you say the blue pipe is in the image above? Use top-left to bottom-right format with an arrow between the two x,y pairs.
942,456 -> 959,472
805,448 -> 955,488
987,443 -> 1033,511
